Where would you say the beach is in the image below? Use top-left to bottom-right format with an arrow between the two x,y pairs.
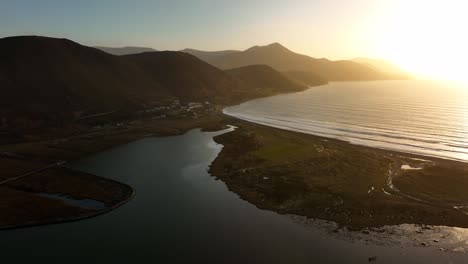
210,118 -> 468,229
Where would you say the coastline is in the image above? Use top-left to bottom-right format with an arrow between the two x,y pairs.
2,81 -> 468,232
209,118 -> 468,230
0,113 -> 229,229
223,81 -> 468,164
0,82 -> 318,230
0,167 -> 135,230
3,106 -> 468,231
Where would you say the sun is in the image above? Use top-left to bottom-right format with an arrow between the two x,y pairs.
373,0 -> 468,83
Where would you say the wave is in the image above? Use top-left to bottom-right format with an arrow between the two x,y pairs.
224,81 -> 468,162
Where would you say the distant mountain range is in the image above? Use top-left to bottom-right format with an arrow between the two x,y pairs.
0,35 -> 411,133
121,51 -> 239,102
183,43 -> 404,81
180,49 -> 240,61
94,46 -> 158,55
352,57 -> 410,78
0,36 -> 309,131
98,43 -> 409,81
226,65 -> 308,97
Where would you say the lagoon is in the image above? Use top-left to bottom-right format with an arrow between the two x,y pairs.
0,127 -> 465,263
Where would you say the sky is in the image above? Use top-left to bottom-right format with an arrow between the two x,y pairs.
0,0 -> 395,58
1,0 -> 467,81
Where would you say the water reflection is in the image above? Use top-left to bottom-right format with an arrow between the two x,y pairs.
0,127 -> 466,263
224,80 -> 468,162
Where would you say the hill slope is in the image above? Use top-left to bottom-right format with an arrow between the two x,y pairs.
282,71 -> 327,86
94,46 -> 158,55
353,57 -> 411,79
187,43 -> 398,81
226,65 -> 310,96
0,36 -> 314,132
0,36 -> 162,127
123,51 -> 239,102
181,49 -> 240,61
0,37 -> 238,130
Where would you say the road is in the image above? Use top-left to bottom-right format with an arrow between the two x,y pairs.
0,160 -> 66,185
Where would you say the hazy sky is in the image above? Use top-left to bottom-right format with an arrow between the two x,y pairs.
1,0 -> 393,60
2,0 -> 467,81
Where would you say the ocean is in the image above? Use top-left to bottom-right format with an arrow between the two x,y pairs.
224,80 -> 468,162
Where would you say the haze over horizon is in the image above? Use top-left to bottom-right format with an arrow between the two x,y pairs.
2,0 -> 467,82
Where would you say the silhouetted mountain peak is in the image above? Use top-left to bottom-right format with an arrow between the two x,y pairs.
246,42 -> 290,53
0,35 -> 111,60
3,35 -> 69,42
266,42 -> 286,49
181,48 -> 198,53
2,35 -> 83,49
0,35 -> 329,132
94,46 -> 157,55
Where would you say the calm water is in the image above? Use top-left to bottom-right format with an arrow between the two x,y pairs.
225,80 -> 468,162
0,128 -> 466,263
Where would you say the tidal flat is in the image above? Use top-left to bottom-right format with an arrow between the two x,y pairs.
2,111 -> 468,234
210,119 -> 468,230
2,113 -> 468,262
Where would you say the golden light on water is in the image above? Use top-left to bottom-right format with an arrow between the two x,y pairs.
372,1 -> 468,83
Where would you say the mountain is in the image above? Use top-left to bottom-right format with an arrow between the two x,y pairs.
0,36 -> 311,132
0,36 -> 233,130
123,53 -> 311,103
123,51 -> 238,102
0,36 -> 161,129
181,49 -> 240,61
226,65 -> 311,96
94,46 -> 157,55
185,43 -> 401,81
282,71 -> 327,87
353,57 -> 411,79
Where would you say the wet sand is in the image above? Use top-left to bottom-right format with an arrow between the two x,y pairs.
3,111 -> 468,261
2,108 -> 468,240
210,119 -> 468,230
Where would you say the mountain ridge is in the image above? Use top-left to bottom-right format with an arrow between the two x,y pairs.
94,46 -> 158,55
0,36 -> 311,132
88,42 -> 408,82
226,64 -> 315,96
181,48 -> 240,61
352,57 -> 410,79
184,43 -> 406,81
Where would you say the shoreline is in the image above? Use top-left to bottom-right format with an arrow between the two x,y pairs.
2,108 -> 468,231
1,81 -> 467,232
222,83 -> 468,165
224,112 -> 468,164
223,114 -> 468,166
0,167 -> 135,231
0,114 -> 228,229
209,117 -> 468,230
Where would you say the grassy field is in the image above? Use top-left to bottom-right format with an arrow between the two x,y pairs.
210,119 -> 468,229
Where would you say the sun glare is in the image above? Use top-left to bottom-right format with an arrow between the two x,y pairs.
373,1 -> 468,83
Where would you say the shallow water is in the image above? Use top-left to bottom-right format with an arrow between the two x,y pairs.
0,128 -> 466,263
37,193 -> 106,210
224,80 -> 468,162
